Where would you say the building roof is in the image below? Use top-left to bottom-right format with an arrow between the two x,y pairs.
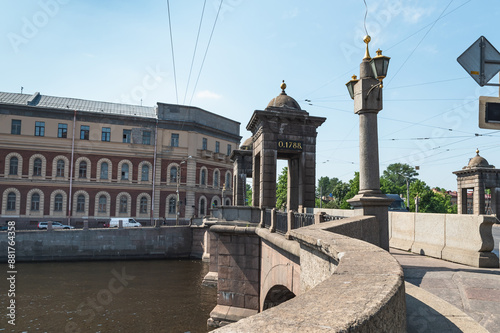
0,91 -> 156,118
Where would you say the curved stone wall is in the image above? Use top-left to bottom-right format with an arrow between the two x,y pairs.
214,218 -> 406,332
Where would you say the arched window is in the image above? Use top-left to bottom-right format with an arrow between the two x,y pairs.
54,194 -> 63,211
201,169 -> 206,185
225,198 -> 231,206
121,163 -> 129,180
200,198 -> 205,216
100,162 -> 108,179
7,192 -> 16,211
213,199 -> 218,207
9,157 -> 18,175
169,197 -> 177,214
31,193 -> 40,211
119,195 -> 128,213
79,161 -> 87,178
98,195 -> 107,213
141,165 -> 149,181
214,170 -> 219,188
56,159 -> 65,177
33,158 -> 42,176
140,196 -> 148,213
226,172 -> 231,189
76,194 -> 85,212
170,167 -> 178,183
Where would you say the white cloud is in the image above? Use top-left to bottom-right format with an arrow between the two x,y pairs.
196,90 -> 222,100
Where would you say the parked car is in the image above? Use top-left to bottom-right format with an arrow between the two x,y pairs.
386,194 -> 408,212
108,218 -> 142,228
37,221 -> 75,230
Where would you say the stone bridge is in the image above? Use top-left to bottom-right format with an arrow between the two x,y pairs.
202,207 -> 407,331
201,206 -> 498,332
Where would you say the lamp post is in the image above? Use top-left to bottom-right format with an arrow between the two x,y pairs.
221,183 -> 226,206
176,156 -> 192,226
346,35 -> 393,250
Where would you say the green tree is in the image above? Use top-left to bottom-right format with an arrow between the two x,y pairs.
246,183 -> 252,206
408,180 -> 456,213
340,172 -> 359,209
381,163 -> 419,196
276,167 -> 288,210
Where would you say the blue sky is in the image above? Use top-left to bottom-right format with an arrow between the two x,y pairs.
1,0 -> 500,191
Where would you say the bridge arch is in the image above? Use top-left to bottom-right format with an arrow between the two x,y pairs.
262,284 -> 295,311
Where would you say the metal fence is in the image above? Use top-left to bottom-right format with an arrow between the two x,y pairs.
264,209 -> 272,228
323,215 -> 345,222
276,212 -> 288,235
293,213 -> 315,229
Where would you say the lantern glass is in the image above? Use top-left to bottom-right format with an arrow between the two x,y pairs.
370,54 -> 390,80
345,75 -> 358,99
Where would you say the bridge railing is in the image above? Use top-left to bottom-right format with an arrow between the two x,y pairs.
276,212 -> 288,235
293,213 -> 315,229
264,209 -> 272,228
323,214 -> 345,222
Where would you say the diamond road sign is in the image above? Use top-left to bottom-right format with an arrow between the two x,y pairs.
457,36 -> 500,86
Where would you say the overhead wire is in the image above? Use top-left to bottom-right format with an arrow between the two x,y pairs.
166,0 -> 179,104
188,0 -> 224,105
385,0 -> 454,87
183,0 -> 207,105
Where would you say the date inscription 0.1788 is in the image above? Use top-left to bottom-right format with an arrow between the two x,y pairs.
277,139 -> 303,151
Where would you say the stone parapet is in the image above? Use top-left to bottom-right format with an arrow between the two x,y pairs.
389,211 -> 499,268
213,217 -> 406,332
0,226 -> 194,261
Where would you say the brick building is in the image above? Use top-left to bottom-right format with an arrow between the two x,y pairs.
0,91 -> 240,227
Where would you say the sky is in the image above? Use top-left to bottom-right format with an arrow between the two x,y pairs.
1,0 -> 500,191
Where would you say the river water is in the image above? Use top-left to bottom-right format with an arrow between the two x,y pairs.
0,260 -> 217,333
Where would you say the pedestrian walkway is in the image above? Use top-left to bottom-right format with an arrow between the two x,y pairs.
391,247 -> 500,332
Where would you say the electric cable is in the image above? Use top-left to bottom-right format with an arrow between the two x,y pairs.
188,0 -> 223,106
166,0 -> 179,104
385,0 -> 454,87
183,0 -> 207,105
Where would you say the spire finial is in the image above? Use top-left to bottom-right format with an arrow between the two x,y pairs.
476,148 -> 480,155
363,35 -> 371,60
280,80 -> 286,92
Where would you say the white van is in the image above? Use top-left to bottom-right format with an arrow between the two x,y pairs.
108,218 -> 142,228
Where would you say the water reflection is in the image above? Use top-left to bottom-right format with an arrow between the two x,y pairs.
0,260 -> 216,333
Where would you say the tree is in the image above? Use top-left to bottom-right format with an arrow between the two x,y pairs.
408,180 -> 456,213
246,183 -> 252,206
381,163 -> 419,196
340,172 -> 359,209
276,167 -> 288,210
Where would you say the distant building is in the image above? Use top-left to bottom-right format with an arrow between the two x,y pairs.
0,91 -> 240,227
442,190 -> 492,215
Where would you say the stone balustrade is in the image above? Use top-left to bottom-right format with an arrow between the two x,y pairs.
213,216 -> 406,332
389,211 -> 499,268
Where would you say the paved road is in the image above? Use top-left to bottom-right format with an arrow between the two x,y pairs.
392,245 -> 500,333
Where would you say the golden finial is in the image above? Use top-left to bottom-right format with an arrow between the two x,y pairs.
476,148 -> 480,155
363,35 -> 371,60
351,75 -> 357,80
280,80 -> 287,92
376,48 -> 383,56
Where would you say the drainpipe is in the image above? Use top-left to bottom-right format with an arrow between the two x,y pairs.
151,117 -> 159,226
68,109 -> 77,225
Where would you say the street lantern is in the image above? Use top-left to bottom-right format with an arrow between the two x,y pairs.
345,35 -> 392,251
221,183 -> 226,206
345,75 -> 359,100
370,49 -> 391,83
